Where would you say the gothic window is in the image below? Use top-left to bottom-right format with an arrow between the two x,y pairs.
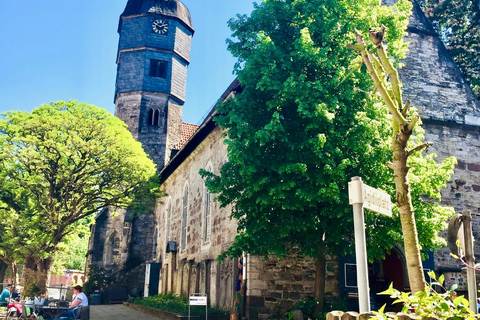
149,59 -> 168,78
153,227 -> 158,260
148,109 -> 154,125
181,186 -> 189,252
147,108 -> 161,126
105,231 -> 119,265
154,110 -> 160,126
166,202 -> 171,241
203,166 -> 213,244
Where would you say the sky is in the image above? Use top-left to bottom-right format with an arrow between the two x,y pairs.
0,1 -> 256,125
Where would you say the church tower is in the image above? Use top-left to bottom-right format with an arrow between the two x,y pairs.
115,0 -> 194,169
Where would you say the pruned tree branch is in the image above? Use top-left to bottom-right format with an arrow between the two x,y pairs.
407,142 -> 433,157
369,25 -> 404,109
351,29 -> 407,126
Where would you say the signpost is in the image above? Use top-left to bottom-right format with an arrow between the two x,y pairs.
189,293 -> 207,320
348,176 -> 392,313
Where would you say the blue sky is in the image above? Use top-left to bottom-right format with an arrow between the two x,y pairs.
0,1 -> 255,124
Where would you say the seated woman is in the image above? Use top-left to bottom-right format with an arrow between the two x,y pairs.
60,286 -> 88,319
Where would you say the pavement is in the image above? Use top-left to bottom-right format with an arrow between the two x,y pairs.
90,304 -> 160,320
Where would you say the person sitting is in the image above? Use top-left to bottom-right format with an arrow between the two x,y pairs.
34,293 -> 46,306
11,286 -> 21,301
59,285 -> 88,319
26,293 -> 46,315
0,284 -> 12,306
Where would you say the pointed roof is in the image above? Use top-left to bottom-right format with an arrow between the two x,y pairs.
120,0 -> 193,31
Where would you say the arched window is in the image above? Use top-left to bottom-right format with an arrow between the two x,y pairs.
148,109 -> 154,125
203,166 -> 213,244
153,227 -> 158,260
105,231 -> 119,265
181,186 -> 189,252
166,202 -> 171,241
154,110 -> 160,126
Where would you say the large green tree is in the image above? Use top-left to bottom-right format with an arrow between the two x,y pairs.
0,101 -> 159,274
422,0 -> 480,97
202,0 -> 455,311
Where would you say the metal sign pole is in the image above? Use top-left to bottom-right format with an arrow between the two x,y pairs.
349,177 -> 370,313
462,210 -> 477,313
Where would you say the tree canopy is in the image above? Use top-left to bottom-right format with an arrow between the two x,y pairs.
0,100 -> 159,272
202,0 -> 455,308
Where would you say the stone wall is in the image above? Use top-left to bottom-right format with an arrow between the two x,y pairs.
246,255 -> 339,320
86,208 -> 133,275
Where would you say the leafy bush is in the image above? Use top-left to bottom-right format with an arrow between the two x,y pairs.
82,265 -> 115,297
129,293 -> 228,317
22,269 -> 47,298
285,296 -> 347,320
375,271 -> 475,320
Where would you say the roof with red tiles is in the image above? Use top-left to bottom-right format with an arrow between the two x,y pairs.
176,122 -> 199,149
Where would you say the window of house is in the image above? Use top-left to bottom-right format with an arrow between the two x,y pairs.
148,109 -> 154,125
153,110 -> 160,126
153,227 -> 158,259
166,202 -> 171,241
149,59 -> 168,78
203,167 -> 213,244
105,232 -> 119,265
147,108 -> 161,126
181,186 -> 188,251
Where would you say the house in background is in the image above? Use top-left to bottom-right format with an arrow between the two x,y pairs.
86,0 -> 480,318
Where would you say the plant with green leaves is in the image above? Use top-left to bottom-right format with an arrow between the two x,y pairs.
375,271 -> 475,320
22,269 -> 47,299
50,225 -> 90,276
201,0 -> 455,312
0,100 -> 160,276
129,293 -> 228,317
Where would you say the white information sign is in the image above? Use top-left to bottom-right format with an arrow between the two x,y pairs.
189,295 -> 207,306
363,184 -> 392,217
348,180 -> 392,217
189,293 -> 208,320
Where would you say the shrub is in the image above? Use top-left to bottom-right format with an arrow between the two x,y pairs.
82,265 -> 115,297
129,293 -> 228,317
285,296 -> 347,320
22,269 -> 47,298
375,271 -> 475,320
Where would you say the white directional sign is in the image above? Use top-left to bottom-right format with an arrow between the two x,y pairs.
363,184 -> 392,217
189,295 -> 207,306
348,180 -> 392,217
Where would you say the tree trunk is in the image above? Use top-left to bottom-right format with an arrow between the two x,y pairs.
25,256 -> 52,288
392,131 -> 426,293
0,260 -> 8,289
314,239 -> 326,313
8,262 -> 18,288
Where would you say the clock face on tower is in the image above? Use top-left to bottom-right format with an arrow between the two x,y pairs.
152,19 -> 169,34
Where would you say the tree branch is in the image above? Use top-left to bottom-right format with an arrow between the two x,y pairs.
369,26 -> 404,109
401,100 -> 411,117
351,29 -> 407,126
407,142 -> 433,157
407,114 -> 420,132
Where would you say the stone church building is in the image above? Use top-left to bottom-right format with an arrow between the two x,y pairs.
86,0 -> 480,318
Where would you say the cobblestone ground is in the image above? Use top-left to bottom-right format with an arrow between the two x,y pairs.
90,304 -> 160,320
